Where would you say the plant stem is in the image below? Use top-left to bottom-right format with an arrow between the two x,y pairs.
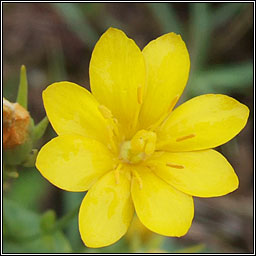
52,204 -> 80,232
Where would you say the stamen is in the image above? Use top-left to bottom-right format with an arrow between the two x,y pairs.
98,105 -> 120,153
106,125 -> 118,153
145,165 -> 156,171
111,123 -> 119,138
137,86 -> 143,104
166,163 -> 185,169
176,133 -> 196,142
98,105 -> 113,119
114,164 -> 122,184
133,170 -> 143,189
168,95 -> 179,113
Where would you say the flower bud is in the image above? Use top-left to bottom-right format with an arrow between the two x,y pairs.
3,98 -> 34,166
3,98 -> 30,149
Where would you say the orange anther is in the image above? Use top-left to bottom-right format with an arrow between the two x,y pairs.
137,86 -> 143,104
166,163 -> 185,169
176,134 -> 196,142
114,164 -> 122,184
168,95 -> 179,113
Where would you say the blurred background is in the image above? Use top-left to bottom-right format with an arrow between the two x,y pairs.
3,2 -> 254,253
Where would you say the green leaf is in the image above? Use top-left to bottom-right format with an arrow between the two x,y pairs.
190,61 -> 253,95
211,3 -> 247,29
3,198 -> 39,239
52,3 -> 98,49
3,198 -> 72,253
33,116 -> 49,143
16,65 -> 28,109
147,3 -> 183,35
5,167 -> 49,211
40,210 -> 57,233
189,3 -> 211,71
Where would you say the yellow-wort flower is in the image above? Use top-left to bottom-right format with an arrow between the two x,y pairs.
36,28 -> 249,248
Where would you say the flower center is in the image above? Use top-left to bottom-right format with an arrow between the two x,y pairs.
119,129 -> 157,164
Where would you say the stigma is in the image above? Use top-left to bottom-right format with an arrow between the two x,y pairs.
119,129 -> 157,164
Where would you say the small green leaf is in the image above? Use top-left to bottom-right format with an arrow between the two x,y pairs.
3,198 -> 72,253
16,65 -> 28,109
33,116 -> 49,143
40,210 -> 56,233
5,167 -> 49,211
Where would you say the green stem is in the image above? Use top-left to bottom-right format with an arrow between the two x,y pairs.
52,204 -> 80,232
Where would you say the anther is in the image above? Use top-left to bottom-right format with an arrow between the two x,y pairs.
168,95 -> 179,113
98,105 -> 119,153
166,163 -> 185,169
98,105 -> 113,119
114,164 -> 122,184
137,86 -> 143,104
145,165 -> 156,171
176,133 -> 196,142
133,170 -> 143,189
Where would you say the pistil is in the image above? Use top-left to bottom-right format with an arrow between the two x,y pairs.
120,129 -> 157,164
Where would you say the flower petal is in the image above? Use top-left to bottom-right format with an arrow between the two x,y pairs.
157,94 -> 249,151
138,32 -> 190,128
147,150 -> 239,197
89,28 -> 145,137
36,135 -> 115,192
43,81 -> 111,146
131,166 -> 194,237
79,169 -> 134,248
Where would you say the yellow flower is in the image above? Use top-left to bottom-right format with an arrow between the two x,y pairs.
36,28 -> 249,248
